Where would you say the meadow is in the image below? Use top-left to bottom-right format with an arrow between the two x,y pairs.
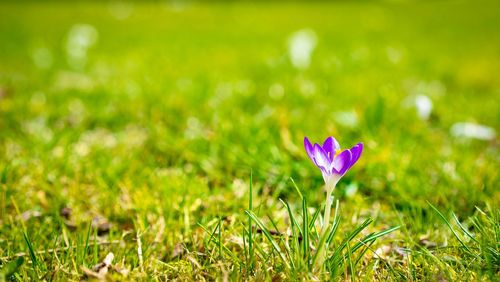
0,1 -> 499,280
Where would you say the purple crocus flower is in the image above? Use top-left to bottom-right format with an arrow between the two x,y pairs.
304,136 -> 363,187
304,136 -> 363,267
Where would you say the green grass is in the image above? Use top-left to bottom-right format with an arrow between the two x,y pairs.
0,0 -> 499,280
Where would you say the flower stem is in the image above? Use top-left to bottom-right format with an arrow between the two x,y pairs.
322,188 -> 333,235
316,181 -> 335,271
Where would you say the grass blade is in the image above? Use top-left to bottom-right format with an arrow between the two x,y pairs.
308,207 -> 321,233
245,210 -> 290,269
428,202 -> 473,253
23,232 -> 38,270
83,222 -> 92,266
329,218 -> 372,266
289,177 -> 303,200
302,196 -> 309,260
452,212 -> 479,243
279,199 -> 301,269
279,199 -> 301,236
349,226 -> 400,257
248,170 -> 254,270
346,240 -> 355,278
266,214 -> 296,271
197,222 -> 240,263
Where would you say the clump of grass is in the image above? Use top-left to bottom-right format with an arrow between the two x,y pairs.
429,203 -> 500,280
244,183 -> 399,279
200,175 -> 399,280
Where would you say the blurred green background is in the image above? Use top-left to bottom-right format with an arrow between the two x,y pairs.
0,0 -> 499,279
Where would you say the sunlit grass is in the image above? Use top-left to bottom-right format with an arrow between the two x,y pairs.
0,0 -> 499,280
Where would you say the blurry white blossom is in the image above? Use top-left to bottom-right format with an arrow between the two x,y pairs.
344,182 -> 358,198
414,94 -> 433,120
288,29 -> 317,70
402,94 -> 433,120
374,245 -> 392,259
66,24 -> 98,70
232,178 -> 248,199
451,122 -> 496,141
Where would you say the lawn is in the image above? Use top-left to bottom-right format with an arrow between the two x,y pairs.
0,1 -> 499,280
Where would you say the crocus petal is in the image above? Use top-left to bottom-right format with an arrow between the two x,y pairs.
322,136 -> 340,161
312,144 -> 331,174
348,142 -> 363,169
303,136 -> 363,183
304,137 -> 315,162
332,149 -> 351,175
